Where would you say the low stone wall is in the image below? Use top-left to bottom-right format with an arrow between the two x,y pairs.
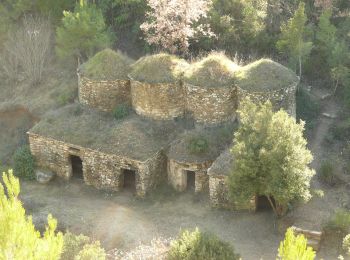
78,75 -> 131,112
168,159 -> 211,192
28,133 -> 165,197
237,82 -> 297,117
131,80 -> 185,120
185,83 -> 237,124
209,175 -> 256,211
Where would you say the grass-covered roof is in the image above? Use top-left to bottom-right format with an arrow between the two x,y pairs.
30,104 -> 182,161
129,53 -> 189,84
184,53 -> 239,88
82,49 -> 133,80
234,59 -> 299,92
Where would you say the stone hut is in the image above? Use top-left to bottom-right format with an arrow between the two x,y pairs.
28,105 -> 182,197
184,53 -> 239,124
78,49 -> 133,112
167,124 -> 236,193
129,54 -> 189,120
234,59 -> 299,117
207,149 -> 256,211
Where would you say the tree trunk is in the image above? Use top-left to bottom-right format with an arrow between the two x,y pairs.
299,55 -> 302,80
267,195 -> 278,216
267,196 -> 286,218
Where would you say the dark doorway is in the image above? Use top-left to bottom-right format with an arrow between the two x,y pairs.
70,155 -> 83,179
257,195 -> 275,211
123,169 -> 136,191
186,170 -> 196,191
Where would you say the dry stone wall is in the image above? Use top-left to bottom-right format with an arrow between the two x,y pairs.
185,83 -> 237,124
131,80 -> 185,120
78,75 -> 131,112
209,175 -> 256,211
28,133 -> 165,197
168,159 -> 211,192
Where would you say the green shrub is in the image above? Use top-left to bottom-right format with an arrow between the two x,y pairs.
62,232 -> 106,260
188,136 -> 209,154
296,88 -> 320,130
319,160 -> 337,186
168,228 -> 240,260
75,241 -> 106,260
13,145 -> 35,180
112,104 -> 130,120
325,210 -> 350,236
343,234 -> 350,256
331,119 -> 350,141
57,88 -> 77,106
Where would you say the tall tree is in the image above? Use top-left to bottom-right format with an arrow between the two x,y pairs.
140,0 -> 214,55
0,170 -> 63,259
228,99 -> 315,217
277,2 -> 313,78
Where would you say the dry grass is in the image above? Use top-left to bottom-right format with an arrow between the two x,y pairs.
82,49 -> 133,80
234,59 -> 298,92
30,104 -> 184,161
129,53 -> 189,84
184,53 -> 239,88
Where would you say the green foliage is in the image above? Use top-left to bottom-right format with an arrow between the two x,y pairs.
56,1 -> 111,63
277,228 -> 316,260
168,228 -> 240,260
57,87 -> 77,106
112,104 -> 130,120
330,118 -> 350,141
296,88 -> 320,130
13,145 -> 35,180
325,210 -> 350,236
0,170 -> 64,259
62,232 -> 106,260
83,48 -> 133,80
277,2 -> 313,77
342,234 -> 350,256
188,136 -> 209,154
229,99 -> 315,216
35,0 -> 75,24
319,160 -> 337,186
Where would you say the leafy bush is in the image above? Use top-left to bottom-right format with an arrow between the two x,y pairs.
168,228 -> 239,260
57,88 -> 77,106
325,210 -> 350,236
296,88 -> 320,130
0,170 -> 63,258
188,136 -> 209,154
13,145 -> 35,180
319,160 -> 337,186
112,104 -> 130,120
277,228 -> 315,260
62,232 -> 106,260
343,234 -> 350,256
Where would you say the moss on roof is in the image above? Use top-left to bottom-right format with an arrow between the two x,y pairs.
168,123 -> 238,163
184,53 -> 239,88
30,104 -> 182,161
82,49 -> 133,80
207,149 -> 234,176
129,53 -> 189,84
234,59 -> 299,92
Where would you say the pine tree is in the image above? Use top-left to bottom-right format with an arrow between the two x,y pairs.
0,170 -> 63,259
277,2 -> 313,78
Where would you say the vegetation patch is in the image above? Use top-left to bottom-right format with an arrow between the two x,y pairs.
234,59 -> 299,91
330,118 -> 350,141
184,52 -> 238,88
319,160 -> 338,186
324,210 -> 350,237
13,145 -> 35,180
168,228 -> 240,260
129,53 -> 189,83
296,88 -> 320,131
188,136 -> 209,154
82,48 -> 133,80
112,104 -> 130,120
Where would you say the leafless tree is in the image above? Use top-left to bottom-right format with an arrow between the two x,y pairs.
1,15 -> 52,85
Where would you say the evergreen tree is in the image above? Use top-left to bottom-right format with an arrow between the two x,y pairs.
228,99 -> 315,217
0,170 -> 63,259
56,0 -> 111,65
277,2 -> 313,78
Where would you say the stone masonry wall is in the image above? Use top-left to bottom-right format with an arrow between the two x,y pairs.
28,133 -> 165,197
209,175 -> 256,211
168,159 -> 211,192
79,75 -> 131,112
131,80 -> 185,120
185,83 -> 237,124
237,82 -> 297,117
